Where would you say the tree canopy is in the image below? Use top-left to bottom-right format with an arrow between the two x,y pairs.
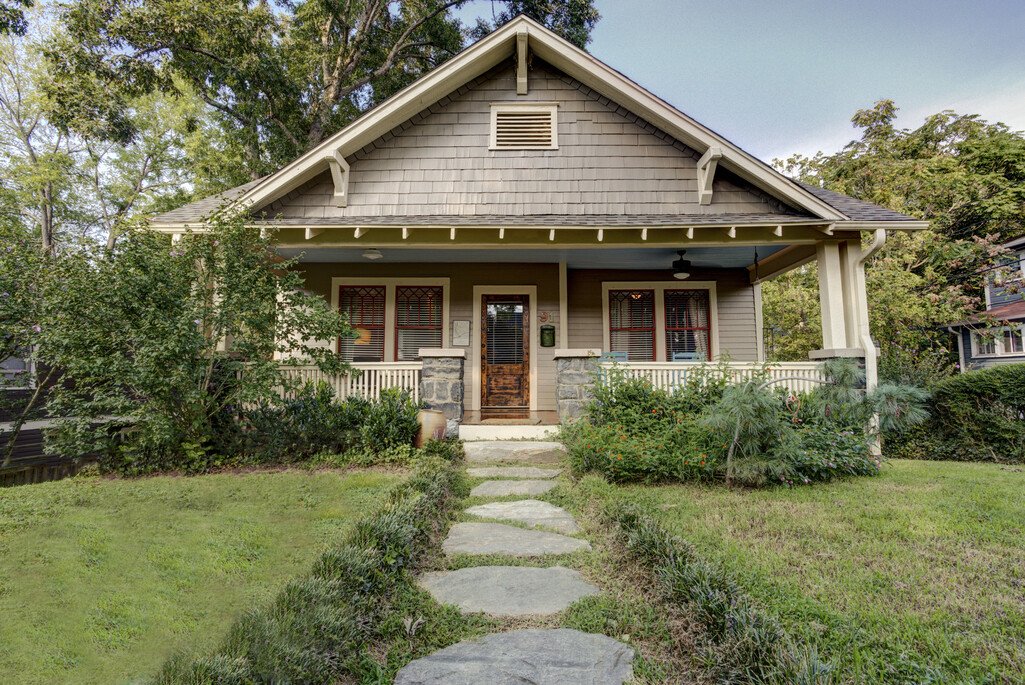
767,100 -> 1025,361
45,0 -> 600,178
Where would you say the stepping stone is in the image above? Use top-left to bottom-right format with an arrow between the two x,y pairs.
466,500 -> 580,534
463,440 -> 566,465
470,479 -> 556,497
466,466 -> 561,479
393,628 -> 634,684
418,566 -> 599,616
443,522 -> 590,557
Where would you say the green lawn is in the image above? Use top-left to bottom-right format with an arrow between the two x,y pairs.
0,468 -> 399,685
620,460 -> 1025,683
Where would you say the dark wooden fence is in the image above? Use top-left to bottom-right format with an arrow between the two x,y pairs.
0,429 -> 96,487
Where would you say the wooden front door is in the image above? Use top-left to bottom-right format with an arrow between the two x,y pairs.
481,294 -> 529,413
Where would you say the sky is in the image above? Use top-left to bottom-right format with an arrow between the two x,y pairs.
456,0 -> 1025,162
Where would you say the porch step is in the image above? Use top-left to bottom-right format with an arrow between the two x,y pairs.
459,424 -> 560,441
462,440 -> 566,464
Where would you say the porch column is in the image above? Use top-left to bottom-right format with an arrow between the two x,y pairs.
553,349 -> 600,422
815,241 -> 849,352
419,349 -> 465,434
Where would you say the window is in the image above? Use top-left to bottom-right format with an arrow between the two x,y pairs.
395,286 -> 443,361
338,286 -> 385,362
489,103 -> 558,150
665,290 -> 711,361
1005,329 -> 1024,354
609,290 -> 655,361
0,350 -> 33,388
975,333 -> 996,356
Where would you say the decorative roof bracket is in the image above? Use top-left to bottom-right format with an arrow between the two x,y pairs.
697,146 -> 723,205
327,149 -> 350,207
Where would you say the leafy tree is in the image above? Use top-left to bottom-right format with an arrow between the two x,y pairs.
45,0 -> 599,177
0,0 -> 31,36
766,101 -> 1025,360
35,214 -> 353,473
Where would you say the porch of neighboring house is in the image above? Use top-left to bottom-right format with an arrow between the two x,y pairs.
272,224 -> 881,436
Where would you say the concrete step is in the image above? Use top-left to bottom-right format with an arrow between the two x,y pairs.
459,424 -> 559,441
463,440 -> 566,465
418,566 -> 598,616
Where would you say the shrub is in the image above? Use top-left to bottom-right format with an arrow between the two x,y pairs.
563,359 -> 925,487
892,364 -> 1025,463
243,383 -> 422,466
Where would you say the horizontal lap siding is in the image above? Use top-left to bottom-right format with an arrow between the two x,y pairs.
259,61 -> 798,219
567,268 -> 758,361
298,262 -> 560,411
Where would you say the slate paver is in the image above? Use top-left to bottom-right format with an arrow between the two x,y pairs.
443,522 -> 590,557
418,566 -> 598,616
470,479 -> 557,497
466,466 -> 561,479
393,628 -> 634,685
466,499 -> 580,534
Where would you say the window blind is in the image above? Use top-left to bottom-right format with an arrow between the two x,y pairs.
338,286 -> 385,362
609,290 -> 655,361
665,289 -> 710,361
485,301 -> 524,364
395,285 -> 443,360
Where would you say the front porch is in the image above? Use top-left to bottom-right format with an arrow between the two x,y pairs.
274,227 -> 879,426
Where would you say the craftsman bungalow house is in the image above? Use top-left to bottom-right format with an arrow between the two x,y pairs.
150,16 -> 926,437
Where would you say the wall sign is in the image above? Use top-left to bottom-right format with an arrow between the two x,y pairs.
451,320 -> 471,347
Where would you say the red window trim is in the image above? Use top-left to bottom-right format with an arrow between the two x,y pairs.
608,289 -> 656,361
394,285 -> 444,361
338,285 -> 386,360
664,289 -> 711,360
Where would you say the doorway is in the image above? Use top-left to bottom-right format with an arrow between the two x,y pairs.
480,294 -> 530,415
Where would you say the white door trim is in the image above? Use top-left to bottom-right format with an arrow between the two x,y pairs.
471,285 -> 538,411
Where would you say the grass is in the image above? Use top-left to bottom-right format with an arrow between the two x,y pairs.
0,468 -> 399,685
619,459 -> 1025,683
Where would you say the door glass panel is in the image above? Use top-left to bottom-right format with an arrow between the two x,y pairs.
485,302 -> 524,365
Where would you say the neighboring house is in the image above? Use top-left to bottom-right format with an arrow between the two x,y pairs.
150,16 -> 926,436
947,235 -> 1025,371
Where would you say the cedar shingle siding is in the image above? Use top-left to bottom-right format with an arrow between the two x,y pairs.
256,61 -> 801,220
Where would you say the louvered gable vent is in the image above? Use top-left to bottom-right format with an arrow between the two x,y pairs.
489,103 -> 558,150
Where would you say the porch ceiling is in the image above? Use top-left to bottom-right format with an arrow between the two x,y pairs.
275,245 -> 787,269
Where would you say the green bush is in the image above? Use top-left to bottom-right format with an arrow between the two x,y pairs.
243,383 -> 422,465
562,360 -> 925,487
154,451 -> 462,684
890,364 -> 1025,463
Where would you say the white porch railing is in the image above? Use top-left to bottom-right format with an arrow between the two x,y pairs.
278,363 -> 423,402
601,361 -> 827,395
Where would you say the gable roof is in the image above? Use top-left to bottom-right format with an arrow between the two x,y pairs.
152,15 -> 926,230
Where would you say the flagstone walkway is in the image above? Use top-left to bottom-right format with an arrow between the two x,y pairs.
395,441 -> 636,684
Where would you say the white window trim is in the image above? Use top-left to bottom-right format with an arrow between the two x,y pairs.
470,285 -> 538,412
1,348 -> 36,391
601,281 -> 719,362
330,277 -> 450,362
489,102 -> 559,150
971,325 -> 1025,359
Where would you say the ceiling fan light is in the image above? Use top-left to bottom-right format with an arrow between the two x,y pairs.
362,248 -> 383,260
672,249 -> 691,279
